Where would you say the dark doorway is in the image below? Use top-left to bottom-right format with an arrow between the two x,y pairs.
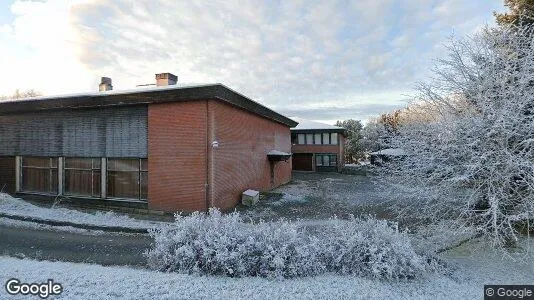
0,156 -> 16,194
292,153 -> 313,171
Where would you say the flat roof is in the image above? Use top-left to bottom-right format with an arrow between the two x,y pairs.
289,117 -> 345,134
0,84 -> 298,127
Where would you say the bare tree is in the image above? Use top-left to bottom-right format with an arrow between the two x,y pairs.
379,26 -> 534,251
0,89 -> 42,101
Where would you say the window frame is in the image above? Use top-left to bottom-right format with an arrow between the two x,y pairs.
63,157 -> 101,198
20,156 -> 59,195
106,158 -> 148,202
315,154 -> 338,167
294,132 -> 340,145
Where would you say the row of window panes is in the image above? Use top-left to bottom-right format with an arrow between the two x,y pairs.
296,133 -> 338,145
315,154 -> 337,167
20,157 -> 147,201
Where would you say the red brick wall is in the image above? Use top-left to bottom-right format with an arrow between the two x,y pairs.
291,144 -> 340,154
209,101 -> 292,210
148,101 -> 208,212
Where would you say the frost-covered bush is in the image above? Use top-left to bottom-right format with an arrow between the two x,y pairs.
318,218 -> 434,279
146,209 -> 437,279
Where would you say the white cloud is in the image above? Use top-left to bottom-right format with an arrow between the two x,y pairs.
0,0 -> 96,95
0,24 -> 12,34
0,0 -> 505,121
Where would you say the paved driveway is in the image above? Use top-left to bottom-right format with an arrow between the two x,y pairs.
0,224 -> 152,267
238,171 -> 396,222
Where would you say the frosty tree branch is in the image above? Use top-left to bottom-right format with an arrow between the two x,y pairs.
379,25 -> 534,251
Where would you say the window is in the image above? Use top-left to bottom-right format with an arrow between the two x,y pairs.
295,132 -> 339,145
331,133 -> 338,145
315,155 -> 323,166
329,155 -> 337,166
322,133 -> 330,144
21,157 -> 58,194
64,158 -> 101,198
314,133 -> 322,145
291,134 -> 298,144
323,155 -> 330,166
106,158 -> 147,201
140,159 -> 148,200
315,154 -> 337,167
306,133 -> 314,145
297,134 -> 305,145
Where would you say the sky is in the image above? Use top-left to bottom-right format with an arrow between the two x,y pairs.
0,0 -> 505,124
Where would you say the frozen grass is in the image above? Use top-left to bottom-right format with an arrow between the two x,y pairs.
0,193 -> 158,231
1,238 -> 533,299
146,209 -> 440,279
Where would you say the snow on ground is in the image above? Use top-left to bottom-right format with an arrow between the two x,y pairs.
238,172 -> 395,222
1,238 -> 532,299
370,148 -> 406,156
0,193 -> 162,231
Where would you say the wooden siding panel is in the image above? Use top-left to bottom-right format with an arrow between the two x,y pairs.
0,106 -> 147,158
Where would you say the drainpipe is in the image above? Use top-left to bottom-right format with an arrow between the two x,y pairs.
270,161 -> 277,188
205,100 -> 210,212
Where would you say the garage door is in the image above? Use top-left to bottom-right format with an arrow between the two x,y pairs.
292,153 -> 313,171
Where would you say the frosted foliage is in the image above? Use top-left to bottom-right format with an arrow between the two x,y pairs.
380,26 -> 534,249
146,209 -> 438,279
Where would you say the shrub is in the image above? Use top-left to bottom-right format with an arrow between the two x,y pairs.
146,209 -> 438,279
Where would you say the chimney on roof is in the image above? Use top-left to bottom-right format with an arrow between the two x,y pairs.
99,77 -> 113,91
155,73 -> 177,86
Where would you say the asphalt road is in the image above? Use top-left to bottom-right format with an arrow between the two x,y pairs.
0,224 -> 153,267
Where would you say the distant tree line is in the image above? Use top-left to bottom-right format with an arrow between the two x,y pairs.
0,89 -> 41,101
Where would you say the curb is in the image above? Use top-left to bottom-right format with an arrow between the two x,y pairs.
0,212 -> 149,234
436,233 -> 484,254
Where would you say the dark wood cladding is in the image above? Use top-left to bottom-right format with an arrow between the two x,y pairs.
0,84 -> 297,128
0,106 -> 147,157
0,156 -> 16,194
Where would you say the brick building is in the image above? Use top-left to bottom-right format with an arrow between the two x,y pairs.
290,118 -> 345,172
0,73 -> 297,212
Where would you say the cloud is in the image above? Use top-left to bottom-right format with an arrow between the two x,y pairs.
279,102 -> 407,125
0,0 -> 96,95
0,0 -> 505,121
